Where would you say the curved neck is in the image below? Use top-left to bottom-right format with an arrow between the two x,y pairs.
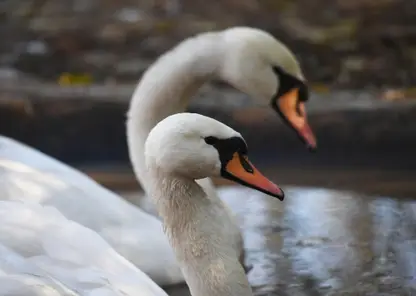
147,170 -> 252,296
127,32 -> 224,195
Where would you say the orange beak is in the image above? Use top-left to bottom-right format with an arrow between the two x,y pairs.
221,152 -> 284,200
276,88 -> 317,151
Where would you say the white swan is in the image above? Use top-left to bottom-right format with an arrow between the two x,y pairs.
128,26 -> 316,210
144,112 -> 284,296
0,241 -> 79,296
0,136 -> 183,286
0,113 -> 282,295
0,26 -> 317,286
0,200 -> 169,296
127,26 -> 316,270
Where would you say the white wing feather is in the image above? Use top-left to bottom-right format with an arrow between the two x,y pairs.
0,136 -> 183,286
0,200 -> 168,296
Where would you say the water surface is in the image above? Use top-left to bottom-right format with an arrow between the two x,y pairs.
125,186 -> 416,296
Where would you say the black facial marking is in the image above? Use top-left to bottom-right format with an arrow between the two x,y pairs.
204,136 -> 218,145
204,135 -> 284,200
271,66 -> 309,106
270,66 -> 311,148
272,66 -> 296,100
204,136 -> 249,171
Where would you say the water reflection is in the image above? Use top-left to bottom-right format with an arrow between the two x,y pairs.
166,186 -> 416,295
284,188 -> 376,292
371,198 -> 416,291
218,186 -> 287,289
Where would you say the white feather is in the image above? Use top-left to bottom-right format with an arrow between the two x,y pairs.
0,200 -> 168,296
0,136 -> 182,286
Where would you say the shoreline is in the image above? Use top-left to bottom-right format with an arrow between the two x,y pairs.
81,164 -> 416,199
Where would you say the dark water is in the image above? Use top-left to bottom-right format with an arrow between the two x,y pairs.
158,185 -> 416,296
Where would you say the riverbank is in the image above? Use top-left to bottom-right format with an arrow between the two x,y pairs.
1,87 -> 415,166
82,164 -> 416,200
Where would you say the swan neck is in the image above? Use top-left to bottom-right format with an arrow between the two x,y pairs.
127,33 -> 224,196
147,171 -> 252,296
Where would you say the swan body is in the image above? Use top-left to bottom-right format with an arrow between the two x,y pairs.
144,113 -> 284,296
0,136 -> 183,286
127,26 -> 316,270
0,200 -> 169,296
0,242 -> 79,296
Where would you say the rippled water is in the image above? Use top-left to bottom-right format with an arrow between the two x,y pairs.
125,186 -> 416,296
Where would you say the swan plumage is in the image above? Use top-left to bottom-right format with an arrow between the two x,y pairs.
0,26 -> 316,289
0,136 -> 182,286
0,200 -> 168,296
144,113 -> 284,296
0,111 -> 282,296
127,26 -> 315,270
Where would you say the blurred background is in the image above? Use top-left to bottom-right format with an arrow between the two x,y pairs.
0,0 -> 416,295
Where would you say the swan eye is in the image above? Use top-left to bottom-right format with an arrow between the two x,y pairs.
204,136 -> 218,145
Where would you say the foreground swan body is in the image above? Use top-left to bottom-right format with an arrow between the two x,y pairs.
0,242 -> 78,296
0,200 -> 169,296
127,26 -> 317,268
0,136 -> 183,286
144,113 -> 284,296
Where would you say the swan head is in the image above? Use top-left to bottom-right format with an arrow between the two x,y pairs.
219,27 -> 317,151
145,113 -> 284,200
